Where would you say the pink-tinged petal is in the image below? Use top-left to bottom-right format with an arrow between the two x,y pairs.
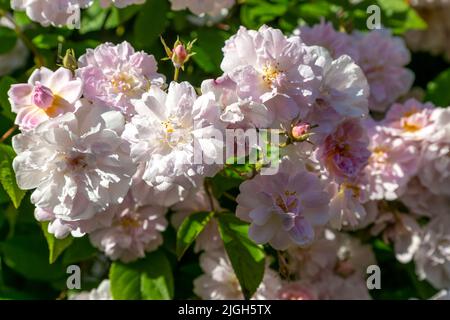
249,206 -> 273,226
8,84 -> 33,110
301,191 -> 330,208
28,67 -> 53,85
249,221 -> 276,244
15,105 -> 48,130
48,67 -> 73,92
56,79 -> 83,103
288,217 -> 314,246
269,229 -> 292,250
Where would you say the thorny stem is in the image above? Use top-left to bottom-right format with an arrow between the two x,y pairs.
0,126 -> 17,144
0,10 -> 45,67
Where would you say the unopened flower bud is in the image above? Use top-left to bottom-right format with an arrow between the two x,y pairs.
62,49 -> 78,72
172,44 -> 188,68
291,122 -> 312,142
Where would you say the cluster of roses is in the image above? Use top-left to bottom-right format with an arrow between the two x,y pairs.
10,0 -> 236,27
7,18 -> 450,300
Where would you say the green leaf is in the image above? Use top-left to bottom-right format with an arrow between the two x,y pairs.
240,0 -> 289,29
32,34 -> 62,50
0,27 -> 17,55
12,11 -> 31,26
0,76 -> 16,122
425,68 -> 450,107
176,211 -> 213,259
209,165 -> 250,199
298,1 -> 336,23
0,144 -> 25,209
376,0 -> 427,34
62,237 -> 97,265
105,5 -> 141,29
191,28 -> 229,75
0,234 -> 66,281
80,2 -> 109,34
110,250 -> 174,300
109,261 -> 141,300
0,184 -> 9,205
217,214 -> 265,300
0,0 -> 11,10
140,251 -> 174,300
134,0 -> 169,48
40,222 -> 74,264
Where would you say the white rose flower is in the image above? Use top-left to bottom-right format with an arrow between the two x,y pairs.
12,102 -> 135,221
122,81 -> 223,206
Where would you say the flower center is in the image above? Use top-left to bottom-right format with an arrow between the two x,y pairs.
371,146 -> 388,163
401,120 -> 421,132
111,72 -> 136,94
275,191 -> 298,213
160,118 -> 191,148
66,154 -> 88,170
342,183 -> 361,199
403,108 -> 418,118
262,63 -> 282,87
119,215 -> 141,229
161,120 -> 175,134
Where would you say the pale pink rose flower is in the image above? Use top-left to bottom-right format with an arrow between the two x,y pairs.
201,75 -> 274,129
317,118 -> 370,184
353,30 -> 414,112
365,120 -> 420,201
401,177 -> 450,217
370,208 -> 421,264
287,229 -> 376,279
236,159 -> 330,250
221,25 -> 324,121
281,231 -> 375,300
11,0 -> 93,27
382,98 -> 436,141
169,0 -> 235,17
12,102 -> 135,222
35,206 -> 113,239
285,229 -> 339,279
8,67 -> 82,131
414,215 -> 450,289
89,193 -> 168,263
69,280 -> 112,300
193,249 -> 282,300
296,20 -> 358,60
122,82 -> 223,206
313,49 -> 369,119
417,108 -> 450,196
328,180 -> 370,230
77,41 -> 165,117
